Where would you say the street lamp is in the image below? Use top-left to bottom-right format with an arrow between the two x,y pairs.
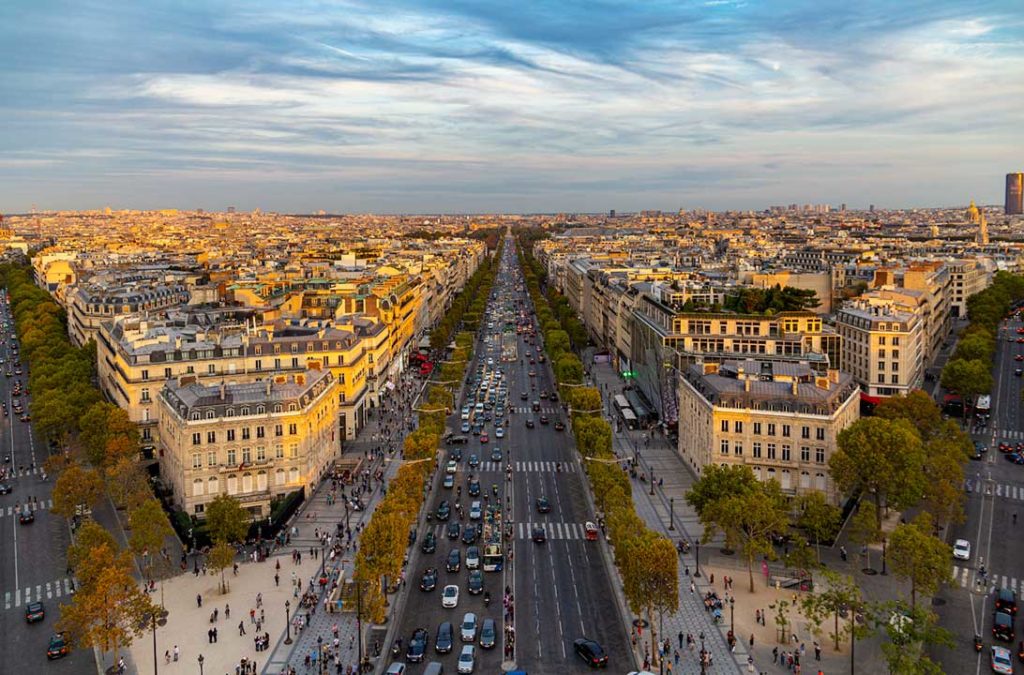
197,654 -> 204,675
699,632 -> 706,675
881,536 -> 888,576
650,467 -> 655,496
694,542 -> 701,578
284,600 -> 293,645
729,596 -> 735,635
317,636 -> 324,675
669,497 -> 675,531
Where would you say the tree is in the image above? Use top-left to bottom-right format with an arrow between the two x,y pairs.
620,533 -> 678,667
830,417 -> 926,530
554,354 -> 584,384
797,491 -> 841,563
921,424 -> 970,526
52,465 -> 105,519
204,495 -> 250,544
208,541 -> 237,593
68,521 -> 119,578
106,455 -> 147,509
700,479 -> 790,592
685,464 -> 760,519
128,498 -> 174,580
847,505 -> 881,570
57,556 -> 156,667
103,435 -> 137,469
800,569 -> 864,652
874,601 -> 953,675
873,390 -> 943,440
888,515 -> 951,611
566,386 -> 602,416
940,358 -> 993,408
78,401 -> 116,466
952,333 -> 994,363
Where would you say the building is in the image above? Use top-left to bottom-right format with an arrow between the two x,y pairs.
947,259 -> 990,318
834,300 -> 924,399
68,278 -> 192,346
677,359 -> 860,502
1007,173 -> 1024,216
158,366 -> 339,519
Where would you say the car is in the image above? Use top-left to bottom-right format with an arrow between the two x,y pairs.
532,526 -> 546,543
536,497 -> 551,513
448,521 -> 462,540
460,613 -> 478,642
384,664 -> 407,675
528,370 -> 536,377
1016,369 -> 1023,377
442,585 -> 460,608
462,524 -> 479,545
437,501 -> 451,521
993,611 -> 1014,642
574,638 -> 608,668
971,441 -> 987,461
443,474 -> 456,489
540,415 -> 549,425
449,448 -> 464,461
461,406 -> 471,420
525,417 -> 535,428
1005,452 -> 1024,465
520,391 -> 528,400
0,483 -> 11,494
480,434 -> 489,444
490,447 -> 503,462
494,427 -> 504,439
466,546 -> 480,570
421,532 -> 437,554
996,588 -> 1018,616
554,420 -> 565,431
446,461 -> 459,475
469,501 -> 482,520
458,645 -> 476,673
478,618 -> 497,649
436,622 -> 454,653
47,633 -> 69,659
25,601 -> 44,623
1017,355 -> 1024,362
449,436 -> 469,446
446,549 -> 461,573
461,421 -> 471,433
420,568 -> 438,592
532,401 -> 541,412
953,539 -> 971,560
468,479 -> 481,497
468,454 -> 479,468
19,507 -> 34,524
992,646 -> 1013,674
407,627 -> 429,662
467,569 -> 483,595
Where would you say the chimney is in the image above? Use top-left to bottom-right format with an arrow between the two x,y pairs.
266,379 -> 272,396
219,381 -> 226,401
175,335 -> 182,350
744,378 -> 751,392
791,379 -> 798,396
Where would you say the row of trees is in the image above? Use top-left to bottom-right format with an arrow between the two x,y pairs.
517,234 -> 679,661
723,284 -> 821,314
941,271 -> 1024,408
352,241 -> 502,624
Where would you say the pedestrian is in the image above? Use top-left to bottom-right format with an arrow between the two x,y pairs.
173,645 -> 179,662
814,641 -> 821,661
213,627 -> 218,643
239,620 -> 246,636
208,628 -> 213,644
196,593 -> 203,608
750,634 -> 755,648
755,608 -> 761,624
226,604 -> 231,618
772,647 -> 778,663
678,631 -> 684,648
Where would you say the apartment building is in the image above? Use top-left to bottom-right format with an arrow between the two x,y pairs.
834,300 -> 924,399
677,359 -> 860,502
68,278 -> 191,346
158,367 -> 338,518
947,259 -> 990,318
873,262 -> 952,366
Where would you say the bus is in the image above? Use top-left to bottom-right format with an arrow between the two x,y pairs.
482,543 -> 503,572
975,394 -> 991,420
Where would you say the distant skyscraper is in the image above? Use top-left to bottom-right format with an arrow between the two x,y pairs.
227,206 -> 236,214
609,209 -> 615,218
869,204 -> 875,213
1007,173 -> 1024,215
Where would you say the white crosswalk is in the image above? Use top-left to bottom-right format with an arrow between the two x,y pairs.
511,406 -> 561,415
4,498 -> 52,516
0,466 -> 43,480
516,521 -> 590,540
963,478 -> 1024,500
3,578 -> 74,610
951,565 -> 1022,594
996,430 -> 1024,441
513,461 -> 574,473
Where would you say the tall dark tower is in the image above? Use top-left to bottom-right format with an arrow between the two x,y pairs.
1007,173 -> 1024,215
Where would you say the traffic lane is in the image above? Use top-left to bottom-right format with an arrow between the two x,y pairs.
15,503 -> 70,589
0,595 -> 94,675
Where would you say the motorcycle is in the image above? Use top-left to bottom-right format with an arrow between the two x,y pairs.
492,484 -> 499,496
392,638 -> 403,657
484,591 -> 491,607
974,634 -> 983,653
1018,640 -> 1024,662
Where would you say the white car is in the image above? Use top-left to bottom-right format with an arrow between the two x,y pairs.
461,406 -> 471,421
992,646 -> 1013,675
953,539 -> 971,560
442,584 -> 460,608
446,461 -> 458,475
495,427 -> 504,439
458,645 -> 476,673
460,612 -> 477,642
469,501 -> 482,520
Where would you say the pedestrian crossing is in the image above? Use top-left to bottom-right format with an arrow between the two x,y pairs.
467,461 -> 574,473
964,478 -> 1024,500
995,430 -> 1024,441
951,565 -> 1023,595
3,578 -> 74,610
0,466 -> 44,480
3,498 -> 52,516
516,521 -> 592,541
510,406 -> 561,415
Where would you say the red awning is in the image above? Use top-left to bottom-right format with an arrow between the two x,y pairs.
859,392 -> 883,405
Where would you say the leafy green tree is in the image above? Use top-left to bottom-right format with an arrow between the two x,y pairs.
921,423 -> 970,526
847,505 -> 881,570
52,465 -> 105,519
940,358 -> 993,407
797,491 -> 841,563
874,601 -> 953,675
620,534 -> 678,667
873,390 -> 943,441
830,417 -> 926,530
800,569 -> 865,652
952,333 -> 994,363
888,515 -> 951,611
128,498 -> 174,577
685,463 -> 760,519
208,541 -> 237,593
204,495 -> 250,544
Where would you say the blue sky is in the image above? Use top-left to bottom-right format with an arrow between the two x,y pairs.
1,0 -> 1022,213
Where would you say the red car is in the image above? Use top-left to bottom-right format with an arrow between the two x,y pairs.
480,434 -> 489,444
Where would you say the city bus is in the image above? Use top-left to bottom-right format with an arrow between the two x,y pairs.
975,394 -> 991,421
482,543 -> 503,572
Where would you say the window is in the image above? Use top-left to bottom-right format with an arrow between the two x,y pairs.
877,374 -> 885,383
255,359 -> 262,371
192,454 -> 202,469
275,444 -> 284,459
207,450 -> 217,467
734,442 -> 743,456
274,358 -> 281,369
288,423 -> 297,435
753,422 -> 762,435
767,423 -> 776,436
186,365 -> 195,374
242,427 -> 251,440
879,336 -> 886,346
194,504 -> 205,515
815,448 -> 825,464
141,369 -> 149,381
753,442 -> 762,458
289,443 -> 298,459
257,446 -> 266,462
256,426 -> 265,439
227,449 -> 236,465
206,431 -> 216,444
227,429 -> 235,442
275,424 -> 283,437
816,428 -> 825,441
206,411 -> 215,420
191,412 -> 201,421
892,337 -> 900,346
801,446 -> 810,462
164,367 -> 172,379
891,361 -> 899,371
891,374 -> 899,384
208,477 -> 219,494
721,440 -> 729,455
892,349 -> 899,358
878,349 -> 886,358
193,479 -> 204,496
767,443 -> 776,460
225,408 -> 234,418
734,421 -> 743,434
192,432 -> 201,446
242,448 -> 252,464
877,361 -> 885,371
291,357 -> 299,368
801,426 -> 810,439
208,364 -> 216,374
782,445 -> 791,461
721,420 -> 729,432
782,425 -> 790,438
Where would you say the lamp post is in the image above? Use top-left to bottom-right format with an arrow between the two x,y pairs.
317,636 -> 324,675
694,541 -> 701,578
197,654 -> 204,675
150,611 -> 159,675
284,600 -> 293,645
669,497 -> 675,531
729,596 -> 735,635
357,581 -> 365,672
881,537 -> 888,576
699,631 -> 706,674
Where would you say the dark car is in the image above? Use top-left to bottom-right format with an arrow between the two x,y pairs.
461,524 -> 479,545
525,418 -> 535,429
540,390 -> 548,400
479,618 -> 497,649
0,483 -> 12,494
532,526 -> 546,543
1004,452 -> 1024,465
420,568 -> 438,592
47,633 -> 69,659
536,497 -> 551,513
446,549 -> 461,573
422,532 -> 437,554
540,415 -> 549,425
406,628 -> 429,663
436,501 -> 451,521
436,622 -> 454,653
468,454 -> 480,469
467,570 -> 483,595
554,420 -> 565,431
993,611 -> 1014,642
19,507 -> 34,524
449,436 -> 468,447
447,521 -> 462,540
25,601 -> 45,623
520,392 -> 528,400
996,588 -> 1018,616
468,479 -> 481,497
573,638 -> 608,668
449,449 -> 464,463
532,401 -> 541,412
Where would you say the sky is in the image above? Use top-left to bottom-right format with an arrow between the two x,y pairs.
1,0 -> 1023,213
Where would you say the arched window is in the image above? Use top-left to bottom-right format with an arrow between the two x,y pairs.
227,475 -> 238,495
206,410 -> 215,420
226,408 -> 235,417
275,469 -> 286,486
241,407 -> 250,416
256,405 -> 265,414
208,476 -> 219,495
257,471 -> 267,491
193,479 -> 204,497
274,404 -> 283,413
288,467 -> 299,484
815,473 -> 827,491
800,471 -> 811,489
191,412 -> 200,421
242,473 -> 253,493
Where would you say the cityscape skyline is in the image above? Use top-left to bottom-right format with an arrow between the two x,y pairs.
2,0 -> 1023,212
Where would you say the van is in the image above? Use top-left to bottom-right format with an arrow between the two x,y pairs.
423,663 -> 444,675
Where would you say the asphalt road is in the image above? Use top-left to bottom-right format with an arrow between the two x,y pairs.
388,238 -> 631,674
932,317 -> 1024,674
0,299 -> 93,674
